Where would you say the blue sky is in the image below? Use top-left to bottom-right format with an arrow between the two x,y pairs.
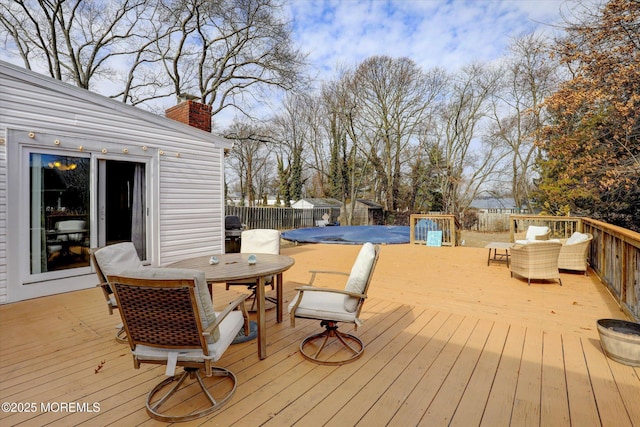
286,0 -> 568,79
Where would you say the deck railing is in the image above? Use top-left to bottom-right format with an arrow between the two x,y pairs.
509,214 -> 583,240
409,214 -> 461,247
510,214 -> 640,321
225,206 -> 332,230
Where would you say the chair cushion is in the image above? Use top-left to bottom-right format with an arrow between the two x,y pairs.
344,242 -> 376,312
93,242 -> 144,276
131,310 -> 244,366
566,232 -> 589,245
288,291 -> 358,323
240,229 -> 281,254
525,226 -> 549,240
230,229 -> 280,286
515,238 -> 560,245
118,267 -> 220,343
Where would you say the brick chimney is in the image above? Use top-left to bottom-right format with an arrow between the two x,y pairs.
165,100 -> 212,133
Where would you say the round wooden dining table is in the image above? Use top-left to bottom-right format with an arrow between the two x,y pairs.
168,253 -> 295,360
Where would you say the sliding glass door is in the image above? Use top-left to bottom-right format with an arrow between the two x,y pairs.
28,151 -> 148,277
30,152 -> 91,274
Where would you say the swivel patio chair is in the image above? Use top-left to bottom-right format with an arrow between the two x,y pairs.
90,242 -> 145,343
289,242 -> 380,365
558,232 -> 593,275
510,240 -> 563,286
226,229 -> 281,311
108,267 -> 249,422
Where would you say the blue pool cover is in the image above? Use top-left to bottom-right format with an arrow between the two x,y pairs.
281,225 -> 410,244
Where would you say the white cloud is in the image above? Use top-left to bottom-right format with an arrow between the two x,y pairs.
287,0 -> 567,79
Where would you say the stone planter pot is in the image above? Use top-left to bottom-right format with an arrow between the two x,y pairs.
596,319 -> 640,366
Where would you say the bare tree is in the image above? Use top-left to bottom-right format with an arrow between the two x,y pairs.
155,0 -> 308,119
487,33 -> 560,209
1,0 -> 307,117
431,64 -> 507,217
225,120 -> 272,206
269,93 -> 327,202
0,0 -> 154,91
348,56 -> 446,210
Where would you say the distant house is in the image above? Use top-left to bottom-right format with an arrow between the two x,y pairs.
467,196 -> 528,232
469,197 -> 526,214
0,61 -> 231,303
343,199 -> 384,226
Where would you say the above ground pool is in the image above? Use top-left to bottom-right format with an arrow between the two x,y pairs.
281,225 -> 410,244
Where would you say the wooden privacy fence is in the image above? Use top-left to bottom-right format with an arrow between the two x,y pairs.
225,206 -> 332,231
510,214 -> 640,321
473,212 -> 511,232
409,214 -> 461,247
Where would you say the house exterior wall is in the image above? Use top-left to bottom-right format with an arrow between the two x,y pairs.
0,61 -> 231,303
0,131 -> 6,303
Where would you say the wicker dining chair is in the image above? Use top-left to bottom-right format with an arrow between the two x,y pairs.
510,241 -> 563,286
288,243 -> 380,365
108,268 -> 249,423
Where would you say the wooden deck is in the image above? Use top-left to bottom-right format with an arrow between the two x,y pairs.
1,244 -> 638,426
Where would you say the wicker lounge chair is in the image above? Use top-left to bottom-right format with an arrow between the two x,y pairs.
108,268 -> 249,422
510,241 -> 563,286
289,243 -> 380,365
558,232 -> 593,275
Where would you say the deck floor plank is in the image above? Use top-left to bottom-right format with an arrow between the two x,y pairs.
386,315 -> 476,426
480,324 -> 526,427
540,331 -> 570,426
511,328 -> 543,427
418,318 -> 496,426
563,334 -> 601,427
580,337 -> 634,427
449,320 -> 511,427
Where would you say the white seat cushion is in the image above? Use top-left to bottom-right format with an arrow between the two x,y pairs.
131,310 -> 244,364
525,226 -> 549,240
118,267 -> 220,343
288,291 -> 358,323
516,238 -> 560,245
240,229 -> 280,254
93,242 -> 144,276
566,232 -> 589,245
344,243 -> 376,312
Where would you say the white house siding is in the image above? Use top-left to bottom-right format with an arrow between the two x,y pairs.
0,61 -> 231,302
0,136 -> 6,303
158,150 -> 225,265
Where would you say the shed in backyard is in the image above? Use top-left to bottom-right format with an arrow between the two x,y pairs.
292,198 -> 342,224
342,199 -> 384,226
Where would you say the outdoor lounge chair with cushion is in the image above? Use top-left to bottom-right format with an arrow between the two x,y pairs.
510,240 -> 563,286
226,229 -> 281,311
90,242 -> 145,342
108,267 -> 249,422
558,232 -> 593,274
514,225 -> 551,244
288,242 -> 380,365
